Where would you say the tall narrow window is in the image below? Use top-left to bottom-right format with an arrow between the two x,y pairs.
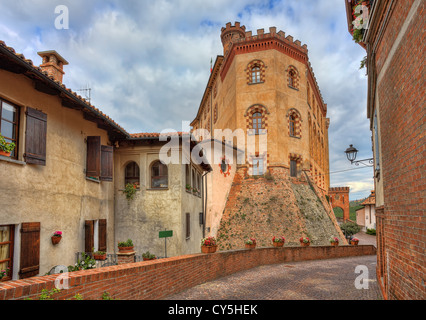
125,161 -> 140,187
251,66 -> 261,83
290,160 -> 297,177
289,115 -> 296,137
185,164 -> 191,191
252,112 -> 262,134
151,161 -> 168,189
0,100 -> 19,159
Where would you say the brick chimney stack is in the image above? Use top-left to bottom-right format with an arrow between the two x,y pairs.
37,50 -> 69,83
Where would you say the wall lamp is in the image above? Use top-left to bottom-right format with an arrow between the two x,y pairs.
345,144 -> 374,167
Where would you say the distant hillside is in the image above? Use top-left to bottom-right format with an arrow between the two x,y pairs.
350,197 -> 367,207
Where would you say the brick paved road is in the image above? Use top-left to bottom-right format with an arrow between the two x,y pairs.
164,254 -> 382,300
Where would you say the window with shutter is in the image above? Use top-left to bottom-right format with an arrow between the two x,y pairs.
98,219 -> 107,252
25,107 -> 47,165
19,222 -> 40,279
100,145 -> 113,181
0,99 -> 20,159
84,220 -> 94,253
86,136 -> 101,178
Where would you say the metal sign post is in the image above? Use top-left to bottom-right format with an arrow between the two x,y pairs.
159,229 -> 173,258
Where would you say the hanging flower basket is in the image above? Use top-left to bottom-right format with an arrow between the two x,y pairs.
51,231 -> 62,245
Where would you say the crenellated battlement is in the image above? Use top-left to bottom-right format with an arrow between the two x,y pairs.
221,22 -> 308,54
329,187 -> 350,192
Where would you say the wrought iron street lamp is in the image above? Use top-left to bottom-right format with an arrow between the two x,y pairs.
345,144 -> 373,166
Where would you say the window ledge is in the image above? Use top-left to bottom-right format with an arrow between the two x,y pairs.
290,135 -> 301,139
248,81 -> 264,85
86,177 -> 100,183
147,188 -> 169,191
288,85 -> 299,91
0,155 -> 26,166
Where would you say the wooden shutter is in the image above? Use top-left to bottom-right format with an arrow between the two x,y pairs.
100,145 -> 113,181
86,136 -> 101,178
98,219 -> 107,252
84,220 -> 94,253
19,222 -> 40,279
186,213 -> 190,239
25,107 -> 47,166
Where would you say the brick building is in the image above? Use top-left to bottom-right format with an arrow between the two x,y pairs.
344,0 -> 425,300
191,23 -> 346,248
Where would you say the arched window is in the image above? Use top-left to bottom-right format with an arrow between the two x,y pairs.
289,114 -> 296,137
246,60 -> 266,84
125,162 -> 140,188
289,70 -> 296,87
151,161 -> 168,189
252,112 -> 262,134
287,66 -> 299,89
287,109 -> 302,138
251,66 -> 261,84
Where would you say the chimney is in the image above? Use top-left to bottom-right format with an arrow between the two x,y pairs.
37,50 -> 69,83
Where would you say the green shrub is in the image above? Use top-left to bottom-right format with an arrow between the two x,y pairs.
366,228 -> 376,235
340,221 -> 361,237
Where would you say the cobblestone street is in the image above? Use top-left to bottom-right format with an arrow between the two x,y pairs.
165,233 -> 381,300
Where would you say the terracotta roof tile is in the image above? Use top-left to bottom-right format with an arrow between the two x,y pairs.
0,40 -> 129,135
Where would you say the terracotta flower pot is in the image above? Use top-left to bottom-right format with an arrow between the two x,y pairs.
118,246 -> 134,253
331,242 -> 339,246
94,253 -> 107,260
0,150 -> 11,157
201,245 -> 217,253
143,257 -> 156,261
272,242 -> 284,247
245,243 -> 256,249
351,241 -> 359,246
301,242 -> 310,247
51,236 -> 61,245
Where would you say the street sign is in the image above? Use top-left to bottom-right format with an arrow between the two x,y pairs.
159,230 -> 173,258
159,230 -> 173,238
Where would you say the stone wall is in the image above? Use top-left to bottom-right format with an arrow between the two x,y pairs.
216,167 -> 344,250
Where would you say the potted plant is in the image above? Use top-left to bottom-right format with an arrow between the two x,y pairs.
51,231 -> 62,245
272,236 -> 285,247
93,250 -> 107,260
245,238 -> 257,249
300,237 -> 311,247
123,183 -> 137,201
0,267 -> 10,282
185,184 -> 191,192
117,239 -> 134,252
142,251 -> 157,261
351,237 -> 360,245
68,253 -> 96,272
201,237 -> 217,253
0,134 -> 16,157
329,237 -> 339,246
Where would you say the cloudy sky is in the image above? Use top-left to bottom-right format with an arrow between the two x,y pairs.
0,0 -> 374,200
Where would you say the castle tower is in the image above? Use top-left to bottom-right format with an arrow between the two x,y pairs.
191,23 -> 342,248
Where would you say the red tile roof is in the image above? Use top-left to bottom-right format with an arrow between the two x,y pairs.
0,40 -> 128,136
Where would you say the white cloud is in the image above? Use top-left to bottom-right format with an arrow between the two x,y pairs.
0,0 -> 373,199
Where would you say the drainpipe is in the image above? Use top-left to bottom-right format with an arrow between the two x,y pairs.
202,171 -> 209,238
